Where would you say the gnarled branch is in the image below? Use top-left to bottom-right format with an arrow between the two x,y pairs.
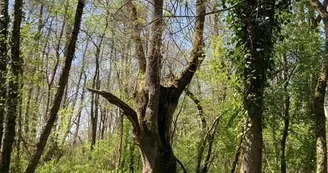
87,88 -> 140,133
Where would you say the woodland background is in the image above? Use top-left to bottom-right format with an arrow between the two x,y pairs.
0,0 -> 327,172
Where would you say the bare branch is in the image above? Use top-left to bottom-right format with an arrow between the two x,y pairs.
230,137 -> 242,173
310,0 -> 327,27
185,89 -> 206,131
310,0 -> 328,22
164,4 -> 236,18
87,88 -> 140,133
173,0 -> 207,94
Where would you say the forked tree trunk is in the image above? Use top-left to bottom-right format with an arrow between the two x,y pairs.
132,86 -> 180,173
88,1 -> 206,172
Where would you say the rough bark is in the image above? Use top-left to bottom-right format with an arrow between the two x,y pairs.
0,0 -> 9,150
88,0 -> 207,172
0,0 -> 22,172
309,0 -> 328,172
240,113 -> 263,173
25,1 -> 84,172
313,45 -> 328,173
126,0 -> 146,74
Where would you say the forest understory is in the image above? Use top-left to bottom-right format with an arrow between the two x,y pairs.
0,0 -> 328,173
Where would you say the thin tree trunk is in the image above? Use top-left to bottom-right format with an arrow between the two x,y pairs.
230,137 -> 242,173
14,102 -> 23,172
25,1 -> 84,172
45,4 -> 67,115
117,110 -> 124,169
185,89 -> 207,173
280,94 -> 290,173
90,33 -> 104,150
0,0 -> 23,172
201,117 -> 221,173
90,61 -> 99,150
24,4 -> 44,139
0,0 -> 9,150
61,38 -> 88,147
281,56 -> 292,173
129,140 -> 135,173
72,73 -> 87,149
99,107 -> 107,140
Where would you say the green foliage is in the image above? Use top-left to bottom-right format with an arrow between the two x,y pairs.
262,2 -> 322,171
37,139 -> 119,173
4,0 -> 327,173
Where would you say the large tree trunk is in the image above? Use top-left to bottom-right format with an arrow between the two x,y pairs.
136,87 -> 179,173
240,112 -> 263,173
0,0 -> 23,172
25,1 -> 84,172
309,0 -> 328,172
88,0 -> 206,172
137,134 -> 177,173
313,26 -> 328,173
237,0 -> 276,171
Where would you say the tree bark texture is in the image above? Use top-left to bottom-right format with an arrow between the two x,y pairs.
88,0 -> 207,172
0,0 -> 22,172
25,1 -> 84,172
309,0 -> 328,172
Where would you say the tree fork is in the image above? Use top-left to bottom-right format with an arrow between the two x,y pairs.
89,0 -> 207,172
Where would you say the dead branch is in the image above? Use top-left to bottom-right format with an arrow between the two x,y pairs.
87,88 -> 140,133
